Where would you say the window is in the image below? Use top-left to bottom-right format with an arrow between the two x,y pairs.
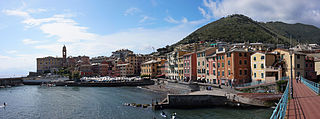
207,64 -> 209,67
239,60 -> 242,65
198,62 -> 200,66
202,61 -> 205,66
261,64 -> 264,68
202,69 -> 206,73
228,60 -> 230,65
261,73 -> 264,78
228,70 -> 231,75
239,53 -> 242,57
213,63 -> 215,68
254,57 -> 256,61
310,64 -> 313,67
218,71 -> 220,76
297,64 -> 300,68
222,63 -> 224,67
244,53 -> 247,57
222,71 -> 224,76
222,56 -> 224,59
254,73 -> 256,78
297,55 -> 300,59
254,64 -> 256,68
261,56 -> 265,59
306,64 -> 308,67
239,70 -> 242,75
207,70 -> 209,75
213,70 -> 216,75
218,63 -> 220,68
227,53 -> 231,57
244,60 -> 247,64
244,70 -> 247,75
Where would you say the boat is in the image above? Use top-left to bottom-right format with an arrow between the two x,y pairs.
171,112 -> 176,119
160,112 -> 167,118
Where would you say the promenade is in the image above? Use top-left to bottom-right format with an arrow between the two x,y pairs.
287,79 -> 320,119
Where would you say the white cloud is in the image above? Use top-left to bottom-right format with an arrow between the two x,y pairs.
164,16 -> 180,24
26,8 -> 47,13
124,7 -> 141,16
40,22 -> 97,42
139,16 -> 154,23
2,9 -> 30,18
200,0 -> 320,27
22,39 -> 40,45
6,50 -> 18,54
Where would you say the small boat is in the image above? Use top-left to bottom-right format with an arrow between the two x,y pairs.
171,112 -> 176,119
160,112 -> 167,118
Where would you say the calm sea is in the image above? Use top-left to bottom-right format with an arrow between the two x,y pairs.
0,86 -> 272,119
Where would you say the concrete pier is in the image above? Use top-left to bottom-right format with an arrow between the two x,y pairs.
0,78 -> 23,87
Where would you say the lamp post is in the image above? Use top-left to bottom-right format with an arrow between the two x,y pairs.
290,51 -> 294,99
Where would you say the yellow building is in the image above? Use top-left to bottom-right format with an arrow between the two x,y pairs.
141,60 -> 160,78
273,49 -> 305,79
177,56 -> 184,81
251,52 -> 283,83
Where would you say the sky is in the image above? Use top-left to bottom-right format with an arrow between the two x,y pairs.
0,0 -> 319,77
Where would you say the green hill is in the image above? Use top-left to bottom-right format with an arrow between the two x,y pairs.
169,14 -> 320,50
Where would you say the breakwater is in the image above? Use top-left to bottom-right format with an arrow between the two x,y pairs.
0,78 -> 23,87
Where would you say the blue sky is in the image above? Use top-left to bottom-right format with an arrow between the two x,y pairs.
0,0 -> 319,77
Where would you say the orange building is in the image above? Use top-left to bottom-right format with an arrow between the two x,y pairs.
216,48 -> 252,85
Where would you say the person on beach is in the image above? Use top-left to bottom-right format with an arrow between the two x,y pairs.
3,102 -> 6,107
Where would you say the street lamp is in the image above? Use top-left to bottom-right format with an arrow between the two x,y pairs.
290,51 -> 293,99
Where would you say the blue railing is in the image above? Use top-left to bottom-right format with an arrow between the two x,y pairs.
301,77 -> 320,94
270,79 -> 289,119
236,77 -> 289,88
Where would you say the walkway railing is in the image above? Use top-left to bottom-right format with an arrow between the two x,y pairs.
270,79 -> 289,119
301,77 -> 320,94
236,77 -> 289,88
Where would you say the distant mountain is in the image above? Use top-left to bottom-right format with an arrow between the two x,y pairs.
168,14 -> 320,51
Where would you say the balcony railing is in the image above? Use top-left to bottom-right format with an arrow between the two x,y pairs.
270,79 -> 289,119
301,77 -> 320,94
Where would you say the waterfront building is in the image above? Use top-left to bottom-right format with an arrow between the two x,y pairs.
141,60 -> 160,78
37,46 -> 68,74
92,61 -> 110,76
111,49 -> 134,62
251,52 -> 283,83
196,47 -> 216,82
125,54 -> 151,76
177,56 -> 184,81
37,56 -> 63,73
117,63 -> 134,77
90,56 -> 112,64
304,56 -> 317,81
166,50 -> 189,80
79,63 -> 93,76
273,49 -> 306,79
205,53 -> 217,84
216,48 -> 252,85
183,52 -> 197,82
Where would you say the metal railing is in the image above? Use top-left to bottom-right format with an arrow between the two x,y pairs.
301,77 -> 320,94
236,77 -> 289,88
270,79 -> 289,119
